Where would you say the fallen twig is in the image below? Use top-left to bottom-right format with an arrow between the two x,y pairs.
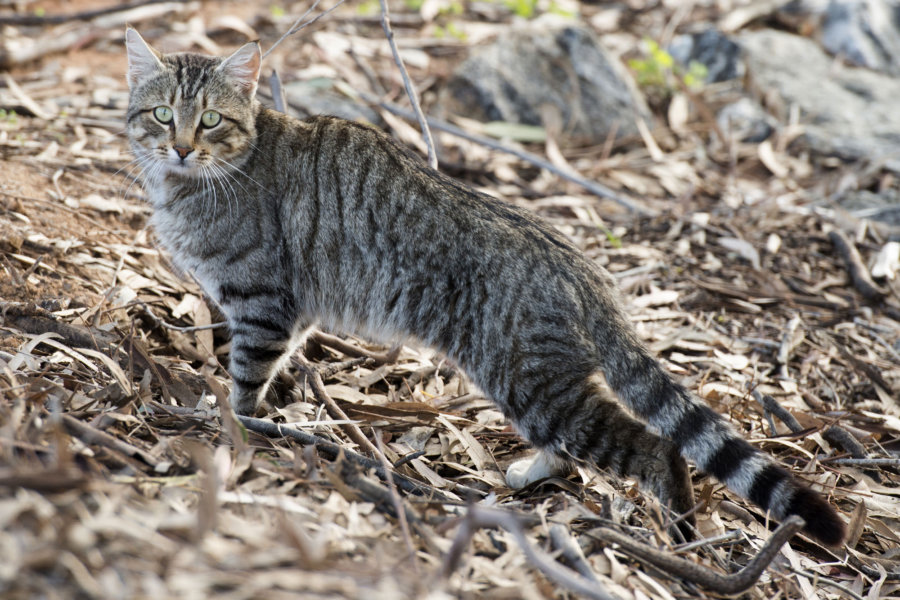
752,390 -> 802,434
443,505 -> 619,600
295,354 -> 383,458
828,229 -> 886,302
549,524 -> 601,583
262,0 -> 350,60
0,0 -> 186,25
310,330 -> 401,365
378,0 -> 437,170
586,516 -> 806,594
62,413 -> 161,469
823,457 -> 900,468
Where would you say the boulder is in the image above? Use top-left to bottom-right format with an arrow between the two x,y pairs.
441,25 -> 651,144
738,29 -> 900,171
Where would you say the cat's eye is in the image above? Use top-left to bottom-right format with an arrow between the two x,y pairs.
201,110 -> 221,128
153,106 -> 173,124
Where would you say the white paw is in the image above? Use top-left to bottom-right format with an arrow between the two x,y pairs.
506,452 -> 567,488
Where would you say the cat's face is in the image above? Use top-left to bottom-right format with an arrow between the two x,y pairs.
124,28 -> 260,181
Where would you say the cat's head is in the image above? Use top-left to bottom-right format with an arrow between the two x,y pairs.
125,27 -> 261,180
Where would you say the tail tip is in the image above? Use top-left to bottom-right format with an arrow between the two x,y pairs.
786,487 -> 845,547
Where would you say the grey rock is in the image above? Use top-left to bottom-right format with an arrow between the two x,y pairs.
837,189 -> 900,230
441,25 -> 650,144
668,28 -> 745,83
716,97 -> 777,143
738,29 -> 900,170
791,0 -> 900,75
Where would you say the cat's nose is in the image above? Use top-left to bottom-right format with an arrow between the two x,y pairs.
174,146 -> 193,159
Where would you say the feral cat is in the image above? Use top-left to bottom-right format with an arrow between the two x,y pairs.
124,27 -> 844,545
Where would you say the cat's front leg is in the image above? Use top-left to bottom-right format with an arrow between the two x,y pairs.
226,314 -> 310,415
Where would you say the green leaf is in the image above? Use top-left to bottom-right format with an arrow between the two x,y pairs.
482,121 -> 546,142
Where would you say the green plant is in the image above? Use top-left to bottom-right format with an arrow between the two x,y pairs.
628,38 -> 708,97
0,108 -> 19,125
505,0 -> 537,18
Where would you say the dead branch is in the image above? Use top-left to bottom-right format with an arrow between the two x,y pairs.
828,230 -> 886,302
752,390 -> 803,434
375,433 -> 419,570
378,0 -> 437,170
0,0 -> 186,25
294,354 -> 383,458
548,524 -> 601,583
61,413 -> 161,469
220,412 -> 458,502
317,356 -> 371,379
822,426 -> 867,458
310,330 -> 401,365
825,458 -> 900,468
262,0 -> 350,60
138,302 -> 227,333
442,505 -> 619,600
586,516 -> 806,594
352,90 -> 656,216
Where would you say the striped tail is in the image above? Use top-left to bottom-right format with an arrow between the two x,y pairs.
601,331 -> 845,546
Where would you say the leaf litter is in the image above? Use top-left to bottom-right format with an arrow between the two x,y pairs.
1,1 -> 899,599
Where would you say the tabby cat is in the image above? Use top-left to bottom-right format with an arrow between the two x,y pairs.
124,27 -> 844,545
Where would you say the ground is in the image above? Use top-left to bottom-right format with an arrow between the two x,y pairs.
1,1 -> 899,599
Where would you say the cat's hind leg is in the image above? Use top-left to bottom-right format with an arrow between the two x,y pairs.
511,383 -> 695,525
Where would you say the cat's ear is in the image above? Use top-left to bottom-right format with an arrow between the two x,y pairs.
217,42 -> 261,97
125,27 -> 164,88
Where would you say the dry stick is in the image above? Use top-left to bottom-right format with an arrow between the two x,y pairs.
0,0 -> 184,25
442,505 -> 619,600
828,229 -> 886,301
295,354 -> 383,458
61,413 -> 160,468
548,524 -> 601,583
262,0 -> 350,60
311,330 -> 401,365
353,90 -> 656,216
228,413 -> 456,501
374,433 -> 419,571
588,516 -> 806,595
138,302 -> 227,333
751,390 -> 802,434
825,457 -> 900,467
378,0 -> 437,170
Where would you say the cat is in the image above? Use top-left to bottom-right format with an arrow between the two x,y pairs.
124,27 -> 845,546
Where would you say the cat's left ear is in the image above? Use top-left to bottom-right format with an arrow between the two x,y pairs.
125,26 -> 164,88
217,42 -> 261,97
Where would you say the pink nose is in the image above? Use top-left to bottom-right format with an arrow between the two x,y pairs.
174,146 -> 193,159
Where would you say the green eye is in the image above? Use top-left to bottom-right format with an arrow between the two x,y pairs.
201,110 -> 221,128
153,106 -> 173,124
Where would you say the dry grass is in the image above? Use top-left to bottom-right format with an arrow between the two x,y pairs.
1,1 -> 899,598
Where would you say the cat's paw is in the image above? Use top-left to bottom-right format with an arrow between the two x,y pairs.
506,452 -> 567,489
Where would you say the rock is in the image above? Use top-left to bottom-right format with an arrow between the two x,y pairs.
668,28 -> 745,83
783,0 -> 900,75
284,79 -> 383,126
441,25 -> 650,145
738,29 -> 900,171
836,189 -> 900,236
716,97 -> 776,143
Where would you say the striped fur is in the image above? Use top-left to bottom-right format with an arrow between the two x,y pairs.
125,29 -> 845,546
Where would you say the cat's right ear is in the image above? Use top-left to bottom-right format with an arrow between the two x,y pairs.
125,27 -> 164,88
